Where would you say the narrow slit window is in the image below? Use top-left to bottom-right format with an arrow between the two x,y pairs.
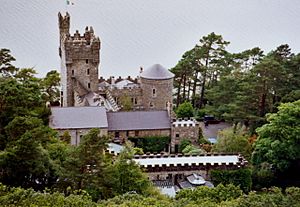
152,88 -> 156,97
87,68 -> 90,75
86,59 -> 89,64
88,83 -> 91,89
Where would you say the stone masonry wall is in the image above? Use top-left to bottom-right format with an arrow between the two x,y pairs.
57,128 -> 108,146
171,119 -> 200,153
109,87 -> 143,109
108,129 -> 170,143
140,77 -> 173,110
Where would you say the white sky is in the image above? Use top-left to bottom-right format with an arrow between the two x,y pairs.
1,0 -> 299,78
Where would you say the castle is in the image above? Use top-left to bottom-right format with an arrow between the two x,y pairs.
54,12 -> 200,153
58,12 -> 173,111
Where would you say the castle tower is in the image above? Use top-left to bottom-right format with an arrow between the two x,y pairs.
140,64 -> 174,110
58,12 -> 100,107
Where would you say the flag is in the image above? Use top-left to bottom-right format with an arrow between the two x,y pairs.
66,0 -> 74,5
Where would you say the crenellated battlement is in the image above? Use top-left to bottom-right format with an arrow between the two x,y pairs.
172,117 -> 198,127
58,12 -> 70,34
99,76 -> 139,84
65,27 -> 100,47
133,153 -> 248,168
59,12 -> 100,107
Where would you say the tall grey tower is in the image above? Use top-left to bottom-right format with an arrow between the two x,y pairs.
58,12 -> 100,107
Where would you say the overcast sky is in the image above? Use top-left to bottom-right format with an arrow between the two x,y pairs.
1,0 -> 300,78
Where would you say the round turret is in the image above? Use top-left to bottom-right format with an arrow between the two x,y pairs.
140,64 -> 174,110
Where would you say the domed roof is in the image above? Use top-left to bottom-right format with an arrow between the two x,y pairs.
140,64 -> 174,80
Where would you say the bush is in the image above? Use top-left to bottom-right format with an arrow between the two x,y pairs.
128,136 -> 170,153
176,101 -> 194,118
211,168 -> 252,193
179,139 -> 191,152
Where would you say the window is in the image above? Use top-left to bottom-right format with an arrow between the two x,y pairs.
131,97 -> 137,105
85,59 -> 89,64
135,130 -> 139,137
126,131 -> 129,137
152,88 -> 156,97
149,102 -> 154,108
71,70 -> 74,76
175,133 -> 179,138
87,68 -> 90,75
87,83 -> 91,89
115,131 -> 119,138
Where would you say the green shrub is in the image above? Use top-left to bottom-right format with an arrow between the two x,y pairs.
179,138 -> 191,152
211,168 -> 252,193
128,136 -> 170,153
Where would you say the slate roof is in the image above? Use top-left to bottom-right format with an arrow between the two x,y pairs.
141,64 -> 174,80
50,107 -> 108,129
107,110 -> 171,131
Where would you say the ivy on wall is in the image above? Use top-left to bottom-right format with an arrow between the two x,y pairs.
128,136 -> 170,153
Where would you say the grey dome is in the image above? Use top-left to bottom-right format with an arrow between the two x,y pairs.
141,64 -> 174,80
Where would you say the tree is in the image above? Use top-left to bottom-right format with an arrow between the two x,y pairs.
176,101 -> 194,118
213,125 -> 253,160
119,94 -> 132,111
0,48 -> 17,76
176,184 -> 243,204
60,131 -> 71,144
41,70 -> 60,104
252,100 -> 300,187
110,142 -> 153,196
0,117 -> 62,190
60,129 -> 113,200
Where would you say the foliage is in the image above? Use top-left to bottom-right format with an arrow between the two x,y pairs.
252,100 -> 300,187
0,48 -> 17,76
109,143 -> 153,196
59,129 -> 112,200
176,101 -> 194,118
176,184 -> 243,203
178,138 -> 191,152
128,136 -> 170,153
99,193 -> 172,207
0,183 -> 96,207
60,131 -> 71,144
119,94 -> 132,111
1,182 -> 300,207
213,125 -> 253,160
133,147 -> 144,155
41,70 -> 60,104
182,144 -> 205,155
211,169 -> 252,193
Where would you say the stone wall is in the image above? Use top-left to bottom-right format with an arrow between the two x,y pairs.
170,118 -> 200,153
57,128 -> 108,145
108,129 -> 170,143
59,12 -> 100,107
140,77 -> 173,110
109,87 -> 143,109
